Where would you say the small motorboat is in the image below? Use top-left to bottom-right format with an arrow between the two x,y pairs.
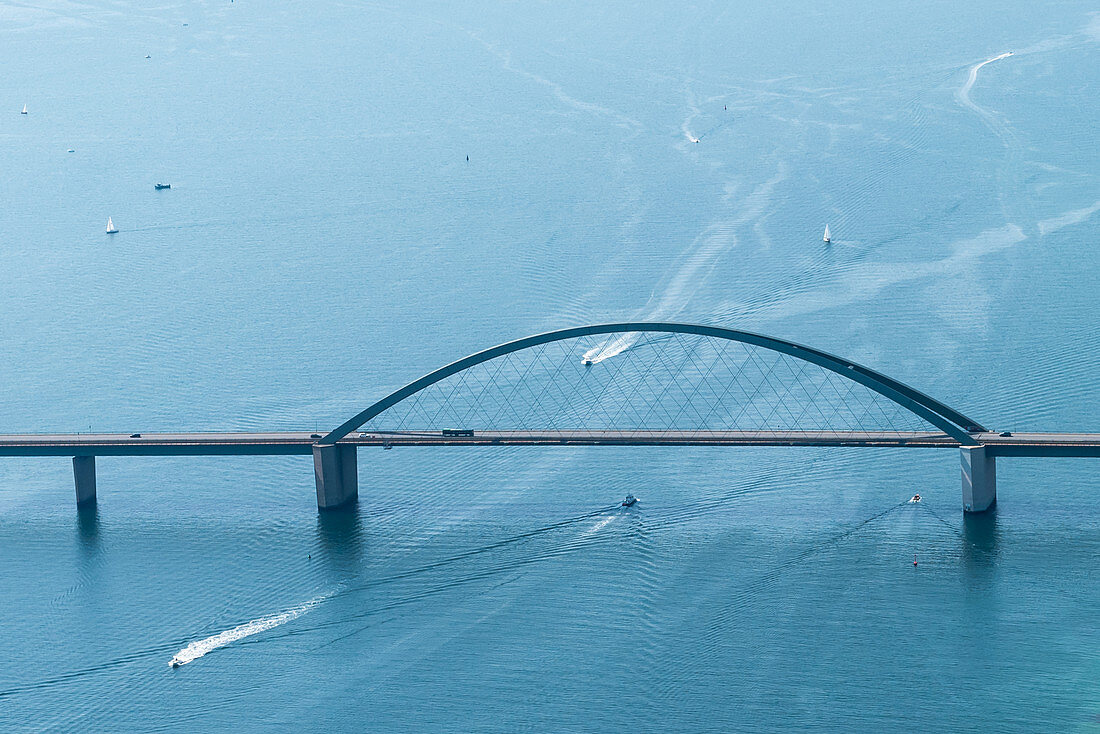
583,359 -> 594,366
909,494 -> 922,503
155,183 -> 171,190
622,494 -> 637,507
170,657 -> 183,668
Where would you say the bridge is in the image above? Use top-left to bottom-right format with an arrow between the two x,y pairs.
4,322 -> 1098,513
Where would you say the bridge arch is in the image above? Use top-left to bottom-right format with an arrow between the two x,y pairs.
320,322 -> 985,446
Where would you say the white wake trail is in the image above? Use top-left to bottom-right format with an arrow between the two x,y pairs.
680,92 -> 702,144
956,51 -> 1013,112
582,333 -> 639,364
1038,200 -> 1100,236
585,515 -> 617,535
955,51 -> 1019,221
582,164 -> 787,365
169,594 -> 330,667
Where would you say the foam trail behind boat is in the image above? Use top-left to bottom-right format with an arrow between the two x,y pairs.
169,593 -> 330,667
956,51 -> 1013,112
581,332 -> 640,364
585,515 -> 617,535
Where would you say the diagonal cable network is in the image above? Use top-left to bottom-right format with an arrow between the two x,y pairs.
357,331 -> 949,439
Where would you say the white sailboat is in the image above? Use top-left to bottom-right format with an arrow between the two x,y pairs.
20,104 -> 27,115
106,217 -> 118,234
823,224 -> 831,243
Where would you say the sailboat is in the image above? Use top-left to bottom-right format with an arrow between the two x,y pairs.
106,217 -> 118,234
823,225 -> 831,243
20,104 -> 27,115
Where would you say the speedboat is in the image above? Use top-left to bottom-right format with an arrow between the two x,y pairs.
622,494 -> 637,507
583,359 -> 594,366
909,494 -> 921,503
170,657 -> 183,668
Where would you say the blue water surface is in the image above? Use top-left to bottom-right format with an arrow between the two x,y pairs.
2,0 -> 1100,730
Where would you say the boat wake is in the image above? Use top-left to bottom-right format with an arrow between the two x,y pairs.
955,50 -> 1025,222
582,163 -> 787,364
585,515 -> 617,535
712,223 -> 1026,324
956,51 -> 1013,112
1038,199 -> 1100,236
169,594 -> 330,667
581,333 -> 640,364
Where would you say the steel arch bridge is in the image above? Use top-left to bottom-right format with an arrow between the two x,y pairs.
310,322 -> 999,512
10,321 -> 1100,513
322,322 -> 986,444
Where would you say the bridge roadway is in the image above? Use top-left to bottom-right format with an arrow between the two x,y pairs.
3,430 -> 1100,457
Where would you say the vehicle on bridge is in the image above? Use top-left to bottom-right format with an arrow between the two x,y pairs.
312,321 -> 999,513
15,322 -> 1096,515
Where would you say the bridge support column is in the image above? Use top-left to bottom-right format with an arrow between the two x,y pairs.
73,456 -> 96,505
313,444 -> 358,510
961,446 -> 996,513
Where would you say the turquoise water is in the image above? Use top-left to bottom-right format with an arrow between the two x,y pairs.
2,0 -> 1100,730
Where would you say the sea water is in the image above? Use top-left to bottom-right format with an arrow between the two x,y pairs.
2,0 -> 1100,730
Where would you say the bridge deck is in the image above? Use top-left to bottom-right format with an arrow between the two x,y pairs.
1,431 -> 1099,457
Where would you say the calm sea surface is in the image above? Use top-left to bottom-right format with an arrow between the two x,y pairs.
2,1 -> 1100,730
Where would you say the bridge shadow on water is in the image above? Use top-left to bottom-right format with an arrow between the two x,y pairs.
76,502 -> 100,553
962,507 -> 1000,571
314,507 -> 366,574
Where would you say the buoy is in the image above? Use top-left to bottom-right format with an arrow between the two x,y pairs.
913,554 -> 918,567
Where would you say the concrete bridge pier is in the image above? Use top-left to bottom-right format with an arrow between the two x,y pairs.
73,456 -> 96,505
961,446 -> 996,512
313,444 -> 358,509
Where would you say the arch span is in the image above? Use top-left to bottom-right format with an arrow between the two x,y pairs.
320,323 -> 986,446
